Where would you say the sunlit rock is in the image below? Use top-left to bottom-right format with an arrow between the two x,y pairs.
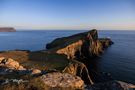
31,68 -> 41,75
0,57 -> 26,70
39,72 -> 84,89
46,29 -> 113,59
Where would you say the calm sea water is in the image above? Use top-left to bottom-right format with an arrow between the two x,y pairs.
0,30 -> 135,84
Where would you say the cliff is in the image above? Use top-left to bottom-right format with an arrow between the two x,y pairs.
45,29 -> 114,84
0,27 -> 16,32
0,29 -> 134,90
46,29 -> 113,60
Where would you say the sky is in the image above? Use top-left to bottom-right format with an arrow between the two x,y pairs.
0,0 -> 135,30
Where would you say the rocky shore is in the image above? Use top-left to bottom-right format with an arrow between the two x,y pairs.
0,29 -> 134,90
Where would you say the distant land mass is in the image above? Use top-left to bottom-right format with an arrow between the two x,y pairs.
0,27 -> 16,32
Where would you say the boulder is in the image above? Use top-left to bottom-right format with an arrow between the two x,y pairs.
38,72 -> 84,89
0,57 -> 26,70
0,57 -> 44,76
31,69 -> 41,75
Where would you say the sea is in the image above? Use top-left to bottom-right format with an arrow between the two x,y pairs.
0,30 -> 135,84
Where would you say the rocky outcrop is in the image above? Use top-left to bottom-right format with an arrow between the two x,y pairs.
46,29 -> 113,60
99,38 -> 114,49
46,29 -> 98,50
56,40 -> 83,59
38,72 -> 84,89
0,57 -> 26,70
63,60 -> 94,85
45,29 -> 113,84
0,57 -> 42,76
0,27 -> 16,32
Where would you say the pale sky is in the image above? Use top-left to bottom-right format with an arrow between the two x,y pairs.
0,0 -> 135,30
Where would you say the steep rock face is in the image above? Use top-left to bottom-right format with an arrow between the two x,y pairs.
56,40 -> 83,59
46,29 -> 98,50
63,60 -> 94,84
46,29 -> 113,85
46,29 -> 113,59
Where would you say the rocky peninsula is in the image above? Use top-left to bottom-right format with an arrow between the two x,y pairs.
0,29 -> 135,90
0,27 -> 16,32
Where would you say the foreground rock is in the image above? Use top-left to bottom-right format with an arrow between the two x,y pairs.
38,72 -> 84,89
0,57 -> 26,70
0,57 -> 42,76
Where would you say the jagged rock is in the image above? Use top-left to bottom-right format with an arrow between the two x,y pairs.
45,29 -> 114,85
46,29 -> 113,59
56,40 -> 83,59
46,29 -> 98,50
63,60 -> 94,85
0,57 -> 26,70
0,30 -> 135,90
39,72 -> 84,89
99,38 -> 114,49
81,37 -> 103,58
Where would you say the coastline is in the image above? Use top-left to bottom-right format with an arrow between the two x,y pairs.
0,29 -> 135,90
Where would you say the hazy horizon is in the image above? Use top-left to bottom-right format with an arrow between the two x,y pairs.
0,0 -> 135,30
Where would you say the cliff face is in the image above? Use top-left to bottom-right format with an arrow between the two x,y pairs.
46,29 -> 113,60
0,30 -> 135,89
46,29 -> 98,50
0,27 -> 16,32
56,40 -> 83,59
45,29 -> 113,84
